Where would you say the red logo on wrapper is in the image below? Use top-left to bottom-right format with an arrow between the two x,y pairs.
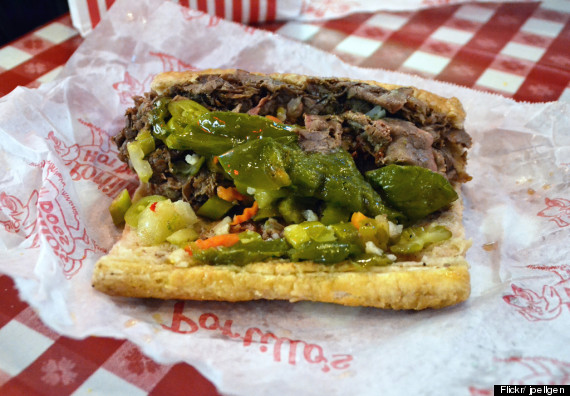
31,160 -> 105,278
181,7 -> 221,27
504,265 -> 570,321
47,120 -> 137,199
161,301 -> 353,373
468,356 -> 570,394
0,190 -> 40,248
538,197 -> 570,228
300,0 -> 357,18
112,72 -> 153,105
113,52 -> 197,105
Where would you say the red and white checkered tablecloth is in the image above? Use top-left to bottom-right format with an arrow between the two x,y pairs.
1,1 -> 569,395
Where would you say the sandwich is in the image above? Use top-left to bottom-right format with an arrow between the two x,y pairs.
92,69 -> 472,310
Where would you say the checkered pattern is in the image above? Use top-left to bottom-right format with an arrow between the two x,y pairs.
0,275 -> 221,395
1,2 -> 570,395
268,1 -> 570,102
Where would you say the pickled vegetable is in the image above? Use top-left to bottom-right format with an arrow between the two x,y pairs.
288,241 -> 353,263
164,109 -> 297,156
135,129 -> 156,155
389,224 -> 452,254
166,228 -> 199,247
283,221 -> 335,248
109,189 -> 132,226
320,203 -> 350,225
217,138 -> 403,221
218,138 -> 291,190
137,199 -> 198,245
168,99 -> 209,121
366,165 -> 458,222
148,98 -> 171,139
127,141 -> 153,183
192,237 -> 289,266
277,196 -> 306,224
124,195 -> 167,228
196,196 -> 235,220
171,155 -> 205,177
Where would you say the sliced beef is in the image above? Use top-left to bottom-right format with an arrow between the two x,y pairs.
381,118 -> 438,172
298,114 -> 343,153
347,85 -> 412,114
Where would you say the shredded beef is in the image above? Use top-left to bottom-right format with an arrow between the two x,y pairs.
115,70 -> 472,208
298,114 -> 343,153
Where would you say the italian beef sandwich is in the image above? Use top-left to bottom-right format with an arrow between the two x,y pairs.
93,69 -> 472,310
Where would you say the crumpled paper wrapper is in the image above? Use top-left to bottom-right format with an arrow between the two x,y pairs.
1,0 -> 569,394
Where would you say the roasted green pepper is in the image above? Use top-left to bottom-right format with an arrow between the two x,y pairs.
288,241 -> 353,263
192,237 -> 290,266
366,165 -> 458,222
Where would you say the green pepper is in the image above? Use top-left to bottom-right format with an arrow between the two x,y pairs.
288,241 -> 353,263
162,110 -> 297,156
253,206 -> 281,221
168,99 -> 209,121
109,189 -> 132,226
171,155 -> 205,177
198,111 -> 297,141
366,165 -> 458,222
124,195 -> 168,228
253,189 -> 288,209
320,203 -> 350,225
218,138 -> 292,190
353,254 -> 393,267
165,125 -> 236,156
193,237 -> 289,265
277,196 -> 306,224
389,224 -> 452,254
328,223 -> 360,244
148,98 -> 171,139
196,196 -> 235,220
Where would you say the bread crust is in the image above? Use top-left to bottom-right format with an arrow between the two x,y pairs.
93,70 -> 471,310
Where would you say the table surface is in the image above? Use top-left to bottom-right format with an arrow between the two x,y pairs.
1,2 -> 569,395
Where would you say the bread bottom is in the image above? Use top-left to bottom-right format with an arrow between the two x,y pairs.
93,191 -> 471,310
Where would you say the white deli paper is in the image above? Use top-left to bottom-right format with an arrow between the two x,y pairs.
1,0 -> 569,394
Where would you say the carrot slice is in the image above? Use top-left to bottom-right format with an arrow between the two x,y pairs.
231,201 -> 259,225
217,186 -> 247,202
194,234 -> 240,250
266,115 -> 283,124
351,212 -> 369,230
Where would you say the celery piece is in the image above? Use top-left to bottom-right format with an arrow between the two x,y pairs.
135,129 -> 155,155
283,221 -> 335,248
137,199 -> 198,245
124,195 -> 167,228
389,224 -> 452,254
166,228 -> 199,247
127,141 -> 153,183
196,196 -> 235,220
109,189 -> 132,226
